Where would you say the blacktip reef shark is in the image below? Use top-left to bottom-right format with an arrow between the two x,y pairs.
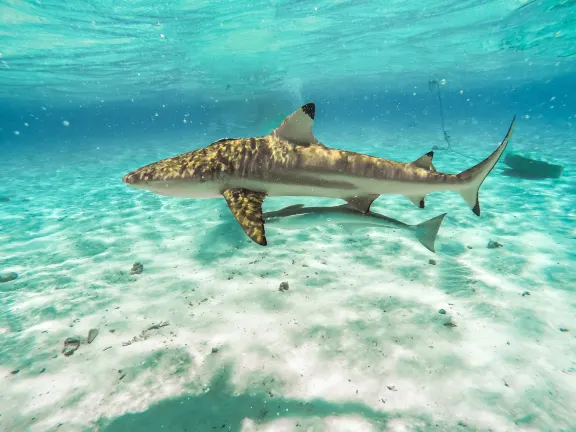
123,103 -> 515,246
263,203 -> 447,253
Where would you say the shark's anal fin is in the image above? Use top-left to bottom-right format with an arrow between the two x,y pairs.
271,102 -> 319,146
410,151 -> 437,172
344,194 -> 379,213
222,188 -> 268,246
404,151 -> 436,208
405,195 -> 426,209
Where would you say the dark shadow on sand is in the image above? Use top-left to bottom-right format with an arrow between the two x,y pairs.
98,364 -> 388,431
500,168 -> 561,181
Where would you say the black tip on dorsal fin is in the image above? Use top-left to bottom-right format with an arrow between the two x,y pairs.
301,103 -> 315,120
426,151 -> 434,158
271,103 -> 317,145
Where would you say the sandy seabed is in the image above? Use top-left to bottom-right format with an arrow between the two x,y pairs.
1,119 -> 575,431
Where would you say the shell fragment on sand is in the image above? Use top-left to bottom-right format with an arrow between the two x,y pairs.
62,337 -> 82,356
0,272 -> 18,283
130,262 -> 144,275
88,328 -> 99,343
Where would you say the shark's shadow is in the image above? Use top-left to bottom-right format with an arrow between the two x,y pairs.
99,364 -> 388,431
190,214 -> 256,263
499,168 -> 562,180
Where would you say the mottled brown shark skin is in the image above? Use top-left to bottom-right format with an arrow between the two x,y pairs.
123,102 -> 516,246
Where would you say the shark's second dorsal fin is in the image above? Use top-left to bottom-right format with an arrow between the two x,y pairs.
410,151 -> 437,172
271,103 -> 318,145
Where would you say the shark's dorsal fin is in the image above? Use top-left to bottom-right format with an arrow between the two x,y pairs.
222,188 -> 268,246
271,103 -> 318,145
344,194 -> 379,213
410,151 -> 437,172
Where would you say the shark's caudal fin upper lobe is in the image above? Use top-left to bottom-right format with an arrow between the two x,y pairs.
413,213 -> 447,253
456,116 -> 516,216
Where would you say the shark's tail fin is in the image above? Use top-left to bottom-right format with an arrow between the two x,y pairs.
456,116 -> 516,216
413,213 -> 447,253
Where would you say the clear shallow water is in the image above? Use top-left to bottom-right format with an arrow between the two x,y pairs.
1,1 -> 576,432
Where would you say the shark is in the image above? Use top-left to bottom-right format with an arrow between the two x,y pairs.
263,203 -> 447,253
122,102 -> 515,246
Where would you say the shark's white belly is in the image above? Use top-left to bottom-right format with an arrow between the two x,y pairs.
240,173 -> 458,198
137,171 -> 459,200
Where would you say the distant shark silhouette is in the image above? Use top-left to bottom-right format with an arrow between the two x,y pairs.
264,203 -> 447,253
123,103 -> 515,246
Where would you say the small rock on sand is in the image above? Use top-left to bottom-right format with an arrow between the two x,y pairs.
438,309 -> 446,314
0,272 -> 18,283
429,259 -> 437,265
87,328 -> 99,343
279,281 -> 289,292
130,262 -> 144,275
560,328 -> 569,333
62,336 -> 82,356
487,240 -> 503,249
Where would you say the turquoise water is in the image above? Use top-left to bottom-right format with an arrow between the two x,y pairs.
1,1 -> 576,431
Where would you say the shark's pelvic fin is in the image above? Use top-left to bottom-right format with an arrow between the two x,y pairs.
344,194 -> 379,213
457,116 -> 516,216
271,103 -> 319,145
405,195 -> 426,209
410,151 -> 437,172
222,188 -> 268,246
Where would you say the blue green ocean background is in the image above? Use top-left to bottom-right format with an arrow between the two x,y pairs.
1,1 -> 575,431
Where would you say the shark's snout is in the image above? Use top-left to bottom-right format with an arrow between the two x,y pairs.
122,171 -> 150,186
122,172 -> 138,185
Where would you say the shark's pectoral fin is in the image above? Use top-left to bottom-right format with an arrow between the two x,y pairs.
344,194 -> 379,213
410,151 -> 437,172
405,195 -> 426,208
271,103 -> 320,146
222,188 -> 268,246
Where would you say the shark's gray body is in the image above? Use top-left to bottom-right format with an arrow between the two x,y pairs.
123,103 -> 516,246
264,203 -> 447,252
